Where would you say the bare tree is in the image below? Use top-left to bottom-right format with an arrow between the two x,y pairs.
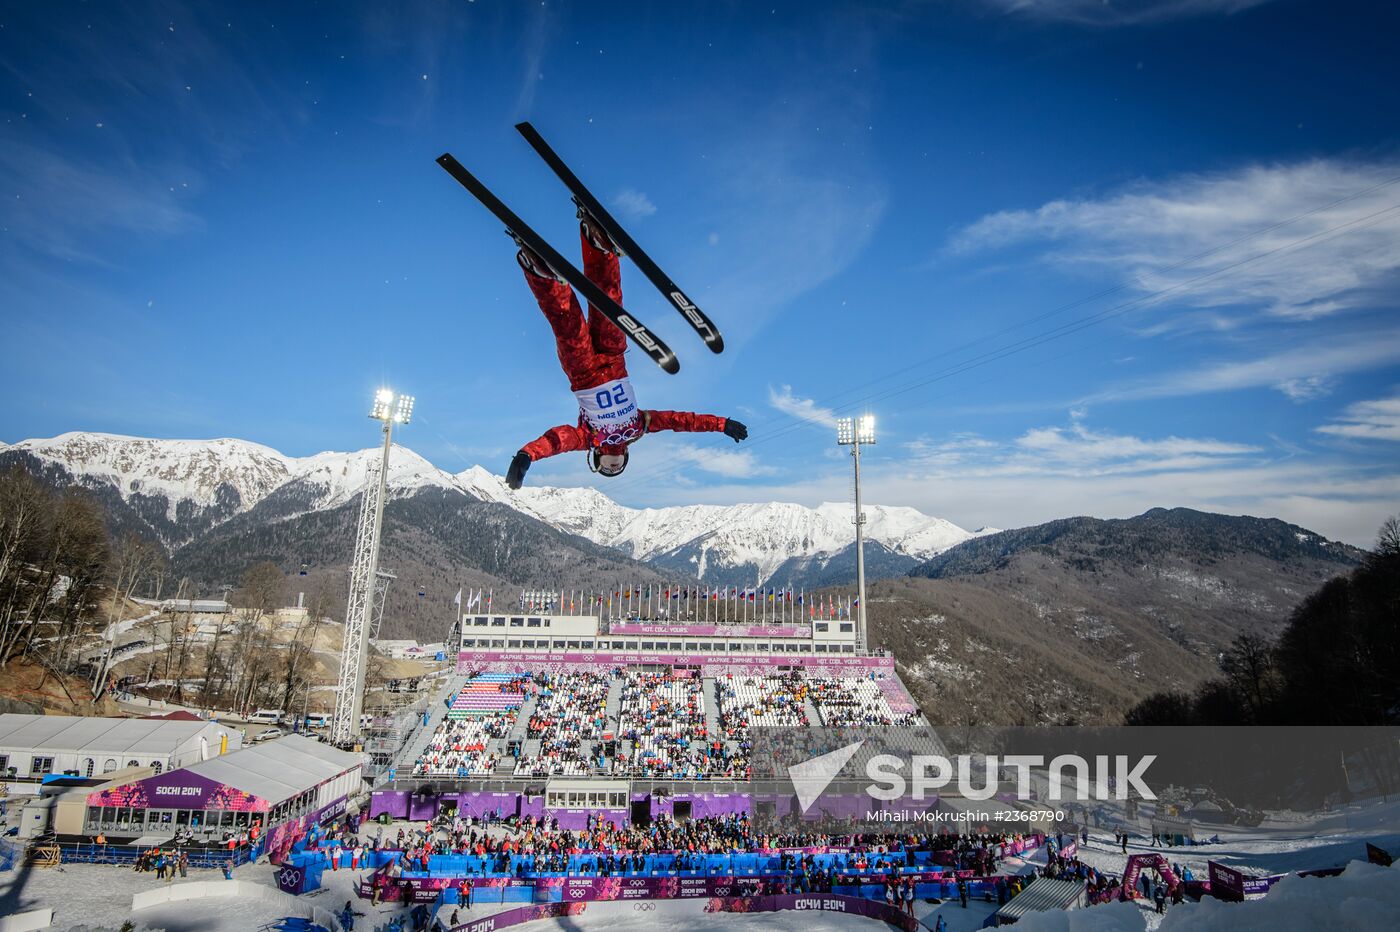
229,562 -> 287,714
0,469 -> 51,668
280,579 -> 332,713
1377,515 -> 1400,557
1219,632 -> 1279,722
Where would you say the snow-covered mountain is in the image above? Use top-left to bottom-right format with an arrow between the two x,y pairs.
457,465 -> 992,583
1,432 -> 990,585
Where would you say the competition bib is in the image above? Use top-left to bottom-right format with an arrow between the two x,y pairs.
575,378 -> 642,445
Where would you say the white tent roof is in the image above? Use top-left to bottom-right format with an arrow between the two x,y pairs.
0,714 -> 215,756
177,734 -> 359,805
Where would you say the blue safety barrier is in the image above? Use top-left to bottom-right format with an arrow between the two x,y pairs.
388,848 -> 956,883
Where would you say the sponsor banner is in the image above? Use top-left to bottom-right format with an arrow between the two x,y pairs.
610,623 -> 812,638
451,902 -> 587,932
1207,861 -> 1245,902
457,650 -> 892,677
88,771 -> 267,812
275,863 -> 306,895
706,894 -> 917,932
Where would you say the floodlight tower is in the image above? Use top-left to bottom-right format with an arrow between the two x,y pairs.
836,415 -> 875,653
331,388 -> 414,748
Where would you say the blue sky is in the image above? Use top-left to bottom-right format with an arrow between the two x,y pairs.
2,0 -> 1398,546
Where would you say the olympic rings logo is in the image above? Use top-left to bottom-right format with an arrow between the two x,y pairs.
596,420 -> 643,446
632,903 -> 656,911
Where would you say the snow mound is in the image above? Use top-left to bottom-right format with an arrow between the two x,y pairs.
1010,860 -> 1400,932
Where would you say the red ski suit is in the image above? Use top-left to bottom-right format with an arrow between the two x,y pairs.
518,230 -> 729,462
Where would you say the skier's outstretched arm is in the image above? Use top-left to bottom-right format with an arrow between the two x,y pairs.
508,425 -> 590,489
645,410 -> 748,442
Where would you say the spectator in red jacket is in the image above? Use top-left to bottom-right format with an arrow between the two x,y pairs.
505,216 -> 746,489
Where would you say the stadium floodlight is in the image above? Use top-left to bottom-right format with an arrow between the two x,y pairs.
333,386 -> 416,750
393,394 -> 415,424
836,413 -> 876,653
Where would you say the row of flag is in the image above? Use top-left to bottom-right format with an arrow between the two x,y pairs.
449,585 -> 858,619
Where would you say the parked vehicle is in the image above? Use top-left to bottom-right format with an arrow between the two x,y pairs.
248,709 -> 284,725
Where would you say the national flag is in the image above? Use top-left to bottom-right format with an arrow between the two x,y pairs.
453,588 -> 462,607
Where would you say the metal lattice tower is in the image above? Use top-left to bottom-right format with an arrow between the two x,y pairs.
330,389 -> 413,747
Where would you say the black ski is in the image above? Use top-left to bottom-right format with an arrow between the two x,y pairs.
436,153 -> 680,375
515,122 -> 725,354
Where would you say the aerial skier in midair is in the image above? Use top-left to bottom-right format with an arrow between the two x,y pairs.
436,124 -> 747,490
504,216 -> 747,489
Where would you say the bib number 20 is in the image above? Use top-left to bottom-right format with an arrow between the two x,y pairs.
595,384 -> 629,410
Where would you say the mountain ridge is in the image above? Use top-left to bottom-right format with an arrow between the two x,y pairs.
2,431 -> 988,586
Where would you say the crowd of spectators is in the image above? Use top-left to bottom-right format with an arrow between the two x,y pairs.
808,676 -> 917,728
513,672 -> 610,777
412,712 -> 514,776
413,668 -> 922,780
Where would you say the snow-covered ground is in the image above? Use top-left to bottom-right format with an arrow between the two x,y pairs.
5,802 -> 1396,932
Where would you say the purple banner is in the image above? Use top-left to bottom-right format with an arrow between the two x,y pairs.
450,902 -> 587,932
275,863 -> 306,895
89,771 -> 267,812
610,623 -> 812,638
706,893 -> 917,932
1207,860 -> 1245,902
457,649 -> 893,677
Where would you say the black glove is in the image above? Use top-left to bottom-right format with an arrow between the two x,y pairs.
724,419 -> 748,442
506,452 -> 531,490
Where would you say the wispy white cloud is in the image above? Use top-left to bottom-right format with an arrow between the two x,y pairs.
950,159 -> 1400,321
978,0 -> 1276,26
625,416 -> 1395,547
611,188 -> 658,220
1088,329 -> 1400,404
668,441 -> 778,479
768,385 -> 838,428
510,3 -> 555,117
0,138 -> 201,263
1317,393 -> 1400,442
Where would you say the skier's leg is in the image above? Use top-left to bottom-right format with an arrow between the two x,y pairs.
579,220 -> 628,377
518,247 -> 600,392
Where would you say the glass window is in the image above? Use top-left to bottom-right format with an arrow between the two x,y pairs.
509,617 -> 524,627
815,623 -> 829,632
641,642 -> 654,650
115,808 -> 131,824
236,811 -> 250,827
491,639 -> 505,648
84,758 -> 95,777
625,642 -> 638,650
840,623 -> 853,633
104,759 -> 117,773
100,807 -> 116,824
527,618 -> 542,628
153,761 -> 163,775
507,640 -> 520,648
87,807 -> 100,823
222,811 -> 235,827
816,644 -> 828,652
176,810 -> 190,826
31,756 -> 55,775
490,617 -> 506,627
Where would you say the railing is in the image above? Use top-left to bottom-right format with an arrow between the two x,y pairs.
55,839 -> 260,869
378,775 -> 750,795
